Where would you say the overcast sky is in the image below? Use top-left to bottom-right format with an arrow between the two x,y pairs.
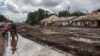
0,0 -> 100,22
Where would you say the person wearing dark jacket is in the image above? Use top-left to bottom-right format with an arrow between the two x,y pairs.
9,23 -> 18,40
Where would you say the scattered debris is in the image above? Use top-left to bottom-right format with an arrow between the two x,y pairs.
16,24 -> 100,56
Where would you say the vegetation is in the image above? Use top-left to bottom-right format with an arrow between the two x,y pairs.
58,10 -> 85,17
0,14 -> 13,22
25,8 -> 86,25
25,8 -> 53,25
70,10 -> 86,16
97,9 -> 100,12
0,14 -> 7,22
58,10 -> 70,17
6,19 -> 13,23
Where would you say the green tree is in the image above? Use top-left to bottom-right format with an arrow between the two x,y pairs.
0,14 -> 13,22
58,10 -> 70,17
6,19 -> 13,23
26,8 -> 86,25
25,8 -> 52,25
0,14 -> 7,22
25,12 -> 37,25
71,10 -> 85,16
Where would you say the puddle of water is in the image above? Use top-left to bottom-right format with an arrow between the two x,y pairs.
70,37 -> 100,43
3,33 -> 73,56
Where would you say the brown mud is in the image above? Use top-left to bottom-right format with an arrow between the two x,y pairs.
16,24 -> 100,56
0,32 -> 4,56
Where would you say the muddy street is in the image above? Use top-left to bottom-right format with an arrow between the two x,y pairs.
3,32 -> 72,56
16,24 -> 100,56
0,32 -> 3,56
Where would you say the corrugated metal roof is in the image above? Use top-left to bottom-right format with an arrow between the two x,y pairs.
41,16 -> 77,22
60,16 -> 77,21
41,15 -> 60,22
72,15 -> 100,21
72,16 -> 88,21
41,15 -> 100,23
90,15 -> 100,20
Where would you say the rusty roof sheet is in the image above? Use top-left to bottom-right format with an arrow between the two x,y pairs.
72,15 -> 100,21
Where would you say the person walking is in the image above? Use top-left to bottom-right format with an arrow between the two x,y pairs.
9,23 -> 18,54
9,23 -> 18,40
2,23 -> 9,38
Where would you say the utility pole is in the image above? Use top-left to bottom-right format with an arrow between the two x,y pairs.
67,6 -> 70,17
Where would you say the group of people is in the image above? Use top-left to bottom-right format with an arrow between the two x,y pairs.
0,22 -> 18,54
0,22 -> 18,40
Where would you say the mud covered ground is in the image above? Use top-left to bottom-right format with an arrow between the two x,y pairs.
17,24 -> 100,56
0,32 -> 4,56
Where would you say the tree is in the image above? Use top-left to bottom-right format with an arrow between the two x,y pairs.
0,14 -> 7,22
6,19 -> 13,23
0,14 -> 13,22
58,10 -> 70,17
97,9 -> 100,12
25,12 -> 37,25
25,8 -> 52,25
25,8 -> 86,25
71,10 -> 85,16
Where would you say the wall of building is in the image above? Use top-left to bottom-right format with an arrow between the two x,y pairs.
70,20 -> 99,28
88,10 -> 100,16
54,21 -> 70,26
89,21 -> 98,27
97,21 -> 100,27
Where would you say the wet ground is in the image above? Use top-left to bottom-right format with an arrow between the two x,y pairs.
3,32 -> 72,56
0,32 -> 3,56
16,24 -> 100,56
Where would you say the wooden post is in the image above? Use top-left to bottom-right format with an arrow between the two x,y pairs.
81,21 -> 82,27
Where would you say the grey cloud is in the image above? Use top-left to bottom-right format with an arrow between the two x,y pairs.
4,0 -> 100,13
0,1 -> 4,6
66,0 -> 100,12
22,0 -> 62,7
40,0 -> 62,7
1,0 -> 100,22
8,0 -> 63,13
3,12 -> 27,22
6,2 -> 20,13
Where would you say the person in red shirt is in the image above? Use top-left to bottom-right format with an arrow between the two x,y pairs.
2,22 -> 9,37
